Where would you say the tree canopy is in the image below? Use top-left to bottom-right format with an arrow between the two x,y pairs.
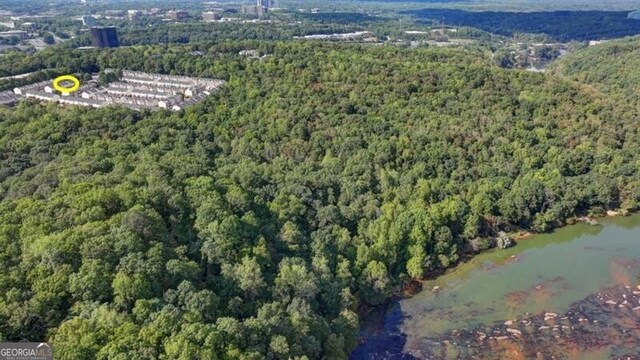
1,41 -> 639,358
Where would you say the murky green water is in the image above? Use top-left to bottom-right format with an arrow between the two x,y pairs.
397,215 -> 640,355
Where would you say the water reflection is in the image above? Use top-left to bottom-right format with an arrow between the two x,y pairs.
353,215 -> 640,359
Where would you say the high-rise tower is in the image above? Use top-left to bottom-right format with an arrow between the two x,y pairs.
257,0 -> 269,13
89,26 -> 119,48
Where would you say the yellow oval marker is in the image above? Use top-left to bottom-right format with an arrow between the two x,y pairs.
52,75 -> 80,94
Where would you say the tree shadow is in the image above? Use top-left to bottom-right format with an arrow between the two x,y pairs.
350,301 -> 418,359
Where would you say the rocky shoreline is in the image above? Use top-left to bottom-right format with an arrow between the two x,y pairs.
406,284 -> 640,359
353,213 -> 640,360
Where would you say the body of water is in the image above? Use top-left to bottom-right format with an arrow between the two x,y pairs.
353,215 -> 640,359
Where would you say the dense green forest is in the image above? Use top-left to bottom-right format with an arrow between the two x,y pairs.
406,9 -> 640,41
551,35 -> 640,102
1,41 -> 640,359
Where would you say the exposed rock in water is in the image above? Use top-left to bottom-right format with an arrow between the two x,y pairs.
403,284 -> 640,359
506,328 -> 522,337
496,231 -> 513,249
577,216 -> 599,226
